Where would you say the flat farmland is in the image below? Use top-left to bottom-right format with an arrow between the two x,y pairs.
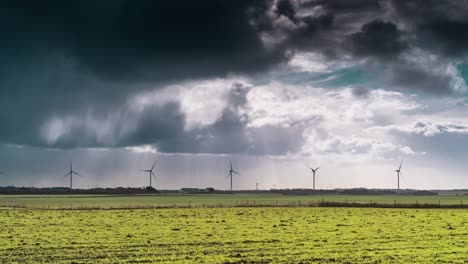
1,207 -> 467,263
0,194 -> 467,209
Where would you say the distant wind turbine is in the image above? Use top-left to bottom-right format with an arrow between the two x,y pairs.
65,162 -> 80,189
228,159 -> 240,191
395,160 -> 403,190
142,160 -> 157,188
308,166 -> 320,190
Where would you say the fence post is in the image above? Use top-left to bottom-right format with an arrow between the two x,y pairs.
299,200 -> 301,206
394,200 -> 396,207
276,200 -> 278,206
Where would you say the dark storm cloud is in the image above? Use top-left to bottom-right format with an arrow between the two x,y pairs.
250,0 -> 384,54
419,21 -> 468,57
1,0 -> 468,152
343,20 -> 408,59
1,0 -> 466,86
0,0 -> 284,81
0,0 -> 282,150
390,0 -> 468,57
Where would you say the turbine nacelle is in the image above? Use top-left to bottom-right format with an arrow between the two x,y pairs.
395,160 -> 403,190
141,160 -> 158,188
65,161 -> 80,189
228,159 -> 240,191
306,164 -> 320,190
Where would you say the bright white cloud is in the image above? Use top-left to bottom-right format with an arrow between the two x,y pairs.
125,145 -> 158,154
374,120 -> 468,137
243,82 -> 423,163
134,78 -> 248,130
40,116 -> 73,144
287,52 -> 355,73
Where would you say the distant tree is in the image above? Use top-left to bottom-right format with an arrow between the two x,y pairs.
145,186 -> 158,193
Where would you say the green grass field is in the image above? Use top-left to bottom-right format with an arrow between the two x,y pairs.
1,195 -> 467,263
1,194 -> 467,209
1,207 -> 467,263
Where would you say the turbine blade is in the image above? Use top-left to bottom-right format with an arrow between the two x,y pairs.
229,159 -> 233,170
315,167 -> 320,171
151,160 -> 158,170
73,171 -> 81,176
399,160 -> 403,170
233,170 -> 240,175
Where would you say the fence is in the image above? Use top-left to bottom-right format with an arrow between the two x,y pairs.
2,199 -> 468,210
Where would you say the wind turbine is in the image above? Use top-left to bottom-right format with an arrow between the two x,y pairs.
228,159 -> 239,191
308,166 -> 320,190
395,160 -> 403,190
65,162 -> 80,189
142,160 -> 157,188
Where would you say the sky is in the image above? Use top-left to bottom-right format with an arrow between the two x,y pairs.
1,0 -> 468,190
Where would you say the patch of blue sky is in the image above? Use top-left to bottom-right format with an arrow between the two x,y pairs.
276,66 -> 369,88
457,64 -> 468,85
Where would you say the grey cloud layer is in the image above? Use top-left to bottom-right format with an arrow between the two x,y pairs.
38,82 -> 303,155
2,0 -> 467,85
1,0 -> 468,151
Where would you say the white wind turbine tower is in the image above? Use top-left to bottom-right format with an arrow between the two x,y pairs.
65,162 -> 80,189
228,159 -> 240,191
141,160 -> 158,188
395,160 -> 403,190
308,166 -> 320,190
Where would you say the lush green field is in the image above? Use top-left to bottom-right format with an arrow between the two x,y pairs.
0,194 -> 467,209
1,207 -> 467,263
